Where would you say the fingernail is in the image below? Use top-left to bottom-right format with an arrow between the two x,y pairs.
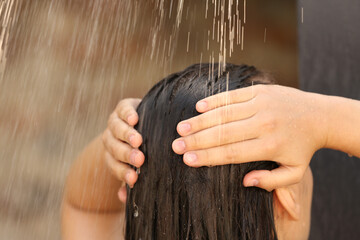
184,153 -> 197,164
127,114 -> 136,124
130,150 -> 137,165
246,179 -> 259,187
129,134 -> 135,145
197,101 -> 208,111
178,123 -> 191,134
173,140 -> 186,152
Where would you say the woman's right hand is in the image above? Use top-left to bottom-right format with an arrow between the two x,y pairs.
102,98 -> 144,203
172,85 -> 328,192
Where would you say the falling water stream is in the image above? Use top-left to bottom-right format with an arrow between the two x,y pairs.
0,0 -> 297,239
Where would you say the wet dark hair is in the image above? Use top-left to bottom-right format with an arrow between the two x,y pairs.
125,63 -> 278,240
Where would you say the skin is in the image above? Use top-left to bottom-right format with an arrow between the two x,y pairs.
104,85 -> 360,200
103,98 -> 144,198
62,136 -> 126,240
62,133 -> 313,240
274,167 -> 313,240
175,85 -> 360,191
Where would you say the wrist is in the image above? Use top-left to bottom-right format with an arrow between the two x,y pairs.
322,95 -> 360,155
305,92 -> 331,150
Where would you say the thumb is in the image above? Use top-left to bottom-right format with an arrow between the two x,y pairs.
243,166 -> 304,192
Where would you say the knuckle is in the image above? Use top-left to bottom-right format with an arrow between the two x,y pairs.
115,166 -> 127,181
262,114 -> 277,132
265,175 -> 278,191
265,139 -> 278,154
119,106 -> 128,119
225,144 -> 237,163
200,150 -> 210,166
113,122 -> 122,138
294,175 -> 302,183
265,185 -> 274,192
116,100 -> 126,112
221,125 -> 232,143
108,140 -> 117,156
220,106 -> 232,122
124,127 -> 133,140
116,145 -> 129,163
112,145 -> 122,160
188,134 -> 200,148
195,115 -> 206,129
105,153 -> 124,180
259,181 -> 273,192
113,119 -> 126,136
118,101 -> 133,119
124,108 -> 135,118
114,112 -> 122,124
293,170 -> 304,183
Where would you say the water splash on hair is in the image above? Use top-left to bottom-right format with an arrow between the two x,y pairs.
133,202 -> 139,218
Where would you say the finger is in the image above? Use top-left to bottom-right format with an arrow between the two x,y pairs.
118,186 -> 127,203
108,113 -> 142,148
196,85 -> 260,113
243,166 -> 305,192
116,98 -> 141,126
105,151 -> 138,187
177,101 -> 258,136
182,139 -> 268,167
103,129 -> 144,167
173,118 -> 259,154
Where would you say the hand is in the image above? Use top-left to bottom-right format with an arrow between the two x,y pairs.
172,84 -> 328,191
102,98 -> 144,202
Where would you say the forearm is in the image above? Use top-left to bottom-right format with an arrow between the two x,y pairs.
323,95 -> 360,157
62,201 -> 124,240
64,135 -> 124,211
62,135 -> 126,238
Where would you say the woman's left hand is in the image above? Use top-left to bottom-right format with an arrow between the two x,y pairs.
172,84 -> 328,191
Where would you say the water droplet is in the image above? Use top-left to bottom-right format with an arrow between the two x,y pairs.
348,154 -> 353,158
133,202 -> 139,218
136,167 -> 141,175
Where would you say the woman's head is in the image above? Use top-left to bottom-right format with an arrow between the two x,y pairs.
125,63 -> 312,240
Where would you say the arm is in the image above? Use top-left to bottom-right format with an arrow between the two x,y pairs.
171,85 -> 360,191
61,136 -> 125,240
62,98 -> 143,238
325,95 -> 360,157
103,88 -> 360,194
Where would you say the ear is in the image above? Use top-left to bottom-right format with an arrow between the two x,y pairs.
273,186 -> 301,221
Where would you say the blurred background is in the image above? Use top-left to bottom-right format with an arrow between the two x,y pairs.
0,0 -> 297,239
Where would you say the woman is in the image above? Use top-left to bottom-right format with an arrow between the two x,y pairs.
104,3 -> 360,238
62,63 -> 313,239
